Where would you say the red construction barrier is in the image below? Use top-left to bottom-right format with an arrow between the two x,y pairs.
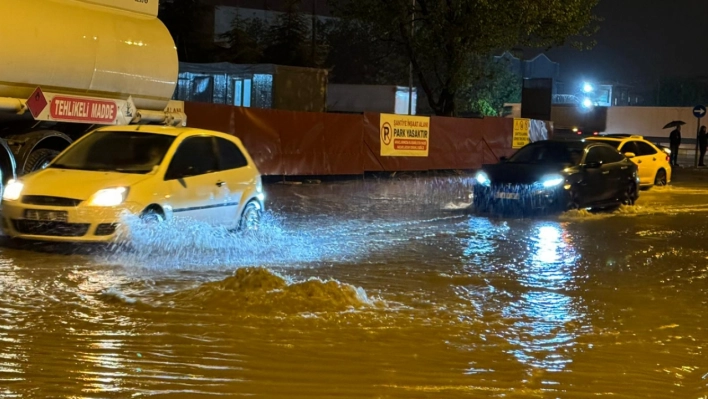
184,102 -> 550,176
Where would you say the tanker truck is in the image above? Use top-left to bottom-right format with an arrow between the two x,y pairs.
0,0 -> 186,192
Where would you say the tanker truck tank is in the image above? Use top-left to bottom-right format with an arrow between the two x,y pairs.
0,0 -> 178,112
0,0 -> 184,179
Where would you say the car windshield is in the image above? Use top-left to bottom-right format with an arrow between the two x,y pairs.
50,131 -> 176,174
508,142 -> 585,165
588,139 -> 621,149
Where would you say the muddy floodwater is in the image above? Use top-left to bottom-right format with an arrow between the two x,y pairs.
1,172 -> 708,398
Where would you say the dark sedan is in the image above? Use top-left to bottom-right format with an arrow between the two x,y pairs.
473,140 -> 640,214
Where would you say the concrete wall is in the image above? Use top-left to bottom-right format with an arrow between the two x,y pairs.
604,107 -> 699,139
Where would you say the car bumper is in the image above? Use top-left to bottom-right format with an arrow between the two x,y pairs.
473,184 -> 567,211
0,201 -> 143,243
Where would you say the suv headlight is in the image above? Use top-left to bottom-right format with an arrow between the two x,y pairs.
87,187 -> 129,207
539,174 -> 564,188
2,180 -> 23,201
475,171 -> 491,186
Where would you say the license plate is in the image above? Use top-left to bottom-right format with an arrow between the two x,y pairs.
495,192 -> 519,200
24,209 -> 68,222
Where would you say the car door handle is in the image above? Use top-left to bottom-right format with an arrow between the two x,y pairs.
637,160 -> 642,163
602,171 -> 610,175
621,166 -> 628,170
216,181 -> 226,187
652,158 -> 656,161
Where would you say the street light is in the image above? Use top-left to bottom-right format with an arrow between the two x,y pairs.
581,98 -> 594,109
582,82 -> 594,93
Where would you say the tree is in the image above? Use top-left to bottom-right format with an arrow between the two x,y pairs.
460,57 -> 522,116
263,0 -> 319,67
218,17 -> 269,64
158,0 -> 214,62
330,0 -> 600,116
323,20 -> 408,85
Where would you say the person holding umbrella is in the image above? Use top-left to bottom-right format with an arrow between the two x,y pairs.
664,121 -> 685,166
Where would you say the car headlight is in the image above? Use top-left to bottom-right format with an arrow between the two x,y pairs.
87,187 -> 129,207
540,174 -> 564,188
475,171 -> 491,187
2,179 -> 23,201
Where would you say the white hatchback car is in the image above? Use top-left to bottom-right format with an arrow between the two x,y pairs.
0,126 -> 265,242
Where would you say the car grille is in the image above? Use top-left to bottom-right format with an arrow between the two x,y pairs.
12,220 -> 90,237
21,195 -> 82,207
95,223 -> 117,236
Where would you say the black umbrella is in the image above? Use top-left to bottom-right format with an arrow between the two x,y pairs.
663,120 -> 686,129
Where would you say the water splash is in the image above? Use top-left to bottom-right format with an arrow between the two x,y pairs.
98,211 -> 370,271
145,267 -> 375,314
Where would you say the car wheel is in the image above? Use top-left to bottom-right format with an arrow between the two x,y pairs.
24,148 -> 60,174
654,169 -> 667,186
239,201 -> 262,232
473,195 -> 489,213
621,182 -> 638,206
140,208 -> 164,224
564,188 -> 581,211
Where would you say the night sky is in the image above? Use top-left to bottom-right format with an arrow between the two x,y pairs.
541,0 -> 708,85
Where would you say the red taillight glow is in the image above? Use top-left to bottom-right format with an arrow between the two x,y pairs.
666,155 -> 670,162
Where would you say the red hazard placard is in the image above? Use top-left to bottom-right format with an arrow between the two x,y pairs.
26,87 -> 48,119
49,96 -> 118,124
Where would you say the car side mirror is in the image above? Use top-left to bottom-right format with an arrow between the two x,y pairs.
585,161 -> 602,169
164,172 -> 181,181
624,152 -> 636,159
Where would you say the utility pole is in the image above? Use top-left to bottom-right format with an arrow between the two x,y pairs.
407,0 -> 414,115
693,105 -> 706,168
312,0 -> 316,65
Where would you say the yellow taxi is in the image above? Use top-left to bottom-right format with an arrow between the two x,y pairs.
586,135 -> 671,188
0,126 -> 265,242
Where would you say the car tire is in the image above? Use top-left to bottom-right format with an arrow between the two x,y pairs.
473,195 -> 489,213
654,169 -> 667,186
140,208 -> 164,224
564,188 -> 581,211
23,148 -> 60,175
621,182 -> 638,206
239,201 -> 262,232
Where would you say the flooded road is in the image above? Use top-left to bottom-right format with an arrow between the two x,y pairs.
1,172 -> 708,398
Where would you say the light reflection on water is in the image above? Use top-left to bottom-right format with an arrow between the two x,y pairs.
458,221 -> 586,377
77,339 -> 125,394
